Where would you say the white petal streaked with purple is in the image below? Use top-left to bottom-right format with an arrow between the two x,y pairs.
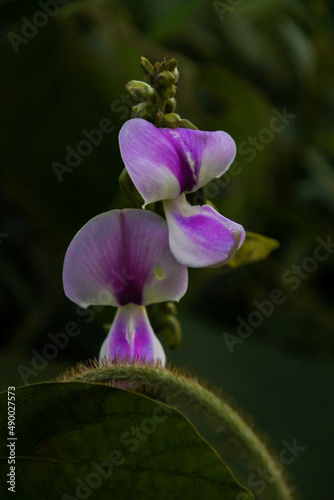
163,194 -> 246,268
99,304 -> 165,364
119,118 -> 236,206
63,209 -> 188,308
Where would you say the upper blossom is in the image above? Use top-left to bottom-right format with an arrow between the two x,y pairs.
119,118 -> 237,206
63,209 -> 188,364
119,119 -> 245,268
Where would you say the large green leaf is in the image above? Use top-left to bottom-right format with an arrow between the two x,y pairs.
0,382 -> 252,500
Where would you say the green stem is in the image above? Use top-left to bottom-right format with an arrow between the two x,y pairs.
64,362 -> 294,500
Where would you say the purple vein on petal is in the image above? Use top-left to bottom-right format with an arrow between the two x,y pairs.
115,211 -> 143,306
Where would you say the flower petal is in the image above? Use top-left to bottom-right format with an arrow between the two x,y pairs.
119,119 -> 181,205
119,118 -> 236,205
99,304 -> 165,364
63,209 -> 188,308
163,194 -> 245,268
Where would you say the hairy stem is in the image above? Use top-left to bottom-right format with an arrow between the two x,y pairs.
63,361 -> 294,500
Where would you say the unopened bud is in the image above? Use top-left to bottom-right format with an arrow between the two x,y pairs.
125,80 -> 155,102
156,111 -> 181,128
131,102 -> 155,120
165,98 -> 176,113
164,113 -> 181,128
155,71 -> 175,86
131,103 -> 146,117
164,84 -> 177,98
172,67 -> 179,84
165,58 -> 178,72
140,56 -> 154,76
166,61 -> 179,84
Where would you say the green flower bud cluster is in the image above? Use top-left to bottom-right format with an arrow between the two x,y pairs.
141,56 -> 179,88
125,56 -> 197,130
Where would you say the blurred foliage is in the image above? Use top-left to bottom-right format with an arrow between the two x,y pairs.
228,231 -> 280,269
0,0 -> 334,497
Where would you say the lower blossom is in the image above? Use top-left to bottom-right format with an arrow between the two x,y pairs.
63,209 -> 188,365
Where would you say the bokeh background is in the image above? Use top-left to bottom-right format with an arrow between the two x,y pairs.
1,0 -> 334,498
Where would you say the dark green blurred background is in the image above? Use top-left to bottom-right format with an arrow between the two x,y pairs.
1,0 -> 333,498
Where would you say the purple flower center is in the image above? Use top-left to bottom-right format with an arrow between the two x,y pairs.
161,128 -> 204,193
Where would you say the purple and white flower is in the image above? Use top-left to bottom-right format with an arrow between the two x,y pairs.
63,209 -> 188,365
119,118 -> 245,268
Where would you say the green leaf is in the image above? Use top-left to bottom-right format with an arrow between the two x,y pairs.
228,231 -> 279,268
0,382 -> 252,500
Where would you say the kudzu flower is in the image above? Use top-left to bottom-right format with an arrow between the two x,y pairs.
119,118 -> 246,268
63,209 -> 188,365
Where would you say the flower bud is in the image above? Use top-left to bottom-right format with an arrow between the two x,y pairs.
165,98 -> 176,113
172,67 -> 179,84
131,102 -> 155,120
140,56 -> 154,76
165,58 -> 177,72
131,102 -> 146,117
125,80 -> 155,102
164,84 -> 177,98
164,113 -> 181,128
156,111 -> 181,128
155,71 -> 175,86
166,59 -> 179,84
